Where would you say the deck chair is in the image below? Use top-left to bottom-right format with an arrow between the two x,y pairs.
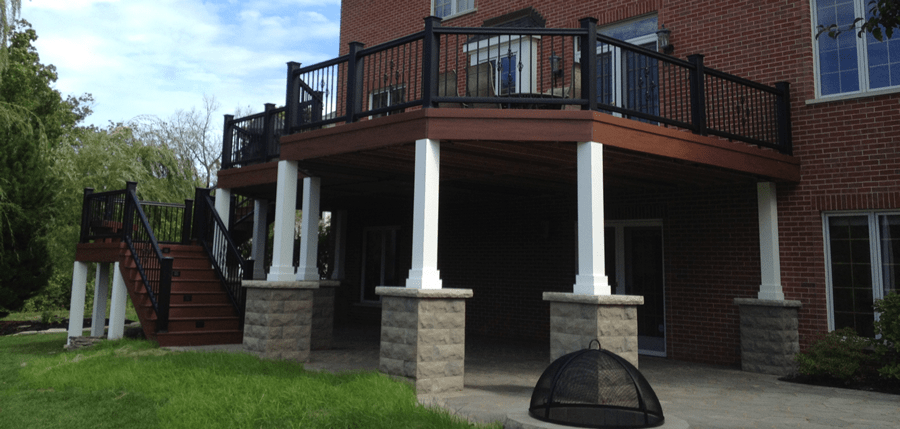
465,62 -> 501,109
437,71 -> 464,108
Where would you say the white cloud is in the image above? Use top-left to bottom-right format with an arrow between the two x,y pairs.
20,0 -> 341,128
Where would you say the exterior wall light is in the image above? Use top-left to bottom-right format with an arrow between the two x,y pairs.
550,52 -> 562,78
656,26 -> 673,54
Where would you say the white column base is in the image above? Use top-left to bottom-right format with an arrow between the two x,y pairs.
758,284 -> 785,301
90,263 -> 110,337
67,262 -> 90,345
405,268 -> 443,290
573,275 -> 612,296
108,262 -> 128,340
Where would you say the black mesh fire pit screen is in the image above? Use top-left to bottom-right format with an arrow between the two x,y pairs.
529,342 -> 664,428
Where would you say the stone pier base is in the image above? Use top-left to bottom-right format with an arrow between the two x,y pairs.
376,287 -> 473,394
242,281 -> 318,361
543,292 -> 644,368
735,298 -> 801,376
312,281 -> 339,350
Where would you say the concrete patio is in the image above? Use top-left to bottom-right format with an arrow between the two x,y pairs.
172,324 -> 900,429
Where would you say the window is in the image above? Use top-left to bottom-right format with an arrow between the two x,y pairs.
464,35 -> 540,95
433,0 -> 474,19
360,227 -> 399,302
368,85 -> 406,118
813,0 -> 900,97
595,15 -> 660,120
824,213 -> 899,336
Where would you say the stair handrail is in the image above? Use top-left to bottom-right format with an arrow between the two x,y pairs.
121,182 -> 173,333
193,188 -> 246,323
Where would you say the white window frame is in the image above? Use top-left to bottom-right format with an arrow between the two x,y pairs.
810,0 -> 900,99
367,84 -> 407,118
464,35 -> 540,95
823,211 -> 898,333
359,226 -> 400,303
432,0 -> 475,19
597,32 -> 658,114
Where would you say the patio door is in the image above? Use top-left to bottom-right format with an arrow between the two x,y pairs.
605,221 -> 666,356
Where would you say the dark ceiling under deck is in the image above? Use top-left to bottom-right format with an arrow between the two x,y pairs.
217,108 -> 800,206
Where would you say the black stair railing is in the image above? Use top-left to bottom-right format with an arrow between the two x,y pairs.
80,183 -> 200,334
120,182 -> 174,333
193,188 -> 246,324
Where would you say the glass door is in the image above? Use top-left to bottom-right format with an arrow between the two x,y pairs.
606,221 -> 666,356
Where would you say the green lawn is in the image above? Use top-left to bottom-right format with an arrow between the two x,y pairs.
0,334 -> 499,429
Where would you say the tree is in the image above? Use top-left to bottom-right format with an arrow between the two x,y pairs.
1,0 -> 21,74
0,20 -> 79,313
130,95 -> 223,188
818,0 -> 900,41
31,125 -> 200,311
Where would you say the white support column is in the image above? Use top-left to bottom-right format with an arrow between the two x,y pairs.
330,210 -> 348,280
252,199 -> 269,280
90,263 -> 110,337
67,261 -> 90,345
574,141 -> 611,295
108,262 -> 128,340
296,177 -> 321,281
215,187 -> 232,229
268,160 -> 299,281
406,138 -> 442,289
757,182 -> 784,300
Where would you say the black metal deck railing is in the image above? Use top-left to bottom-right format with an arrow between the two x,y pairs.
221,16 -> 792,170
79,182 -> 245,332
193,188 -> 246,324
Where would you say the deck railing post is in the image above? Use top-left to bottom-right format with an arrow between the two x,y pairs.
579,18 -> 598,111
181,198 -> 194,245
263,103 -> 276,160
157,257 -> 173,332
688,54 -> 708,136
422,16 -> 442,108
284,61 -> 302,134
775,81 -> 792,156
122,181 -> 138,241
346,41 -> 365,123
222,114 -> 234,168
80,188 -> 94,243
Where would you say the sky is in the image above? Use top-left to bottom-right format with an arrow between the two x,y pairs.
19,0 -> 342,129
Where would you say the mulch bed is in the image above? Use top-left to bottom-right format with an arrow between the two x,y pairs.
780,373 -> 900,395
0,319 -> 132,337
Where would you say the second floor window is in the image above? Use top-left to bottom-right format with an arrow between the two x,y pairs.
433,0 -> 474,19
813,0 -> 900,97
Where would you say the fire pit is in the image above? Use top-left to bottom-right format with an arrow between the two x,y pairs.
528,341 -> 664,428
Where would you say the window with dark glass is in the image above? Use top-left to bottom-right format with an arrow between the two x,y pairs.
825,213 -> 899,336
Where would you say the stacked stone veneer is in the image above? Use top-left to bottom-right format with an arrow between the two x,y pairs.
243,280 -> 337,361
376,287 -> 472,394
735,298 -> 801,376
311,282 -> 338,350
544,292 -> 643,368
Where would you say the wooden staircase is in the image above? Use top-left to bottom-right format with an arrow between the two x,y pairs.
121,243 -> 243,346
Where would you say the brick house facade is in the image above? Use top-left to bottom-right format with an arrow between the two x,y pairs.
207,0 -> 898,383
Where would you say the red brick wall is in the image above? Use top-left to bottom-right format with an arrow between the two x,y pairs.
335,0 -> 900,360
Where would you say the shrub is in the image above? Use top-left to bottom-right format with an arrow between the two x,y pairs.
796,327 -> 873,382
874,291 -> 900,380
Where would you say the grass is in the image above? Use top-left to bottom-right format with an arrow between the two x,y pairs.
0,334 -> 500,429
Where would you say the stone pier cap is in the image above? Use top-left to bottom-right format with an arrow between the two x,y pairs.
376,286 -> 473,299
243,279 -> 341,289
543,292 -> 644,305
733,297 -> 802,308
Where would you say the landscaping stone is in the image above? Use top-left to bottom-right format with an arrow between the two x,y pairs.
376,287 -> 472,394
735,298 -> 801,376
